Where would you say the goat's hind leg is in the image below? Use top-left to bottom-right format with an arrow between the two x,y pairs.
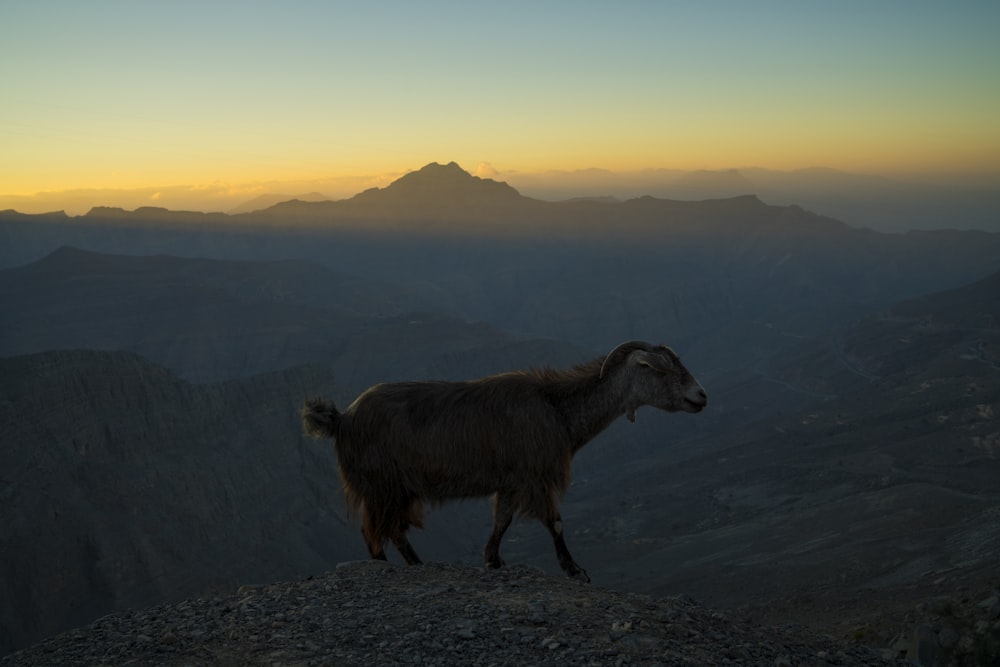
360,505 -> 388,561
544,513 -> 590,583
391,533 -> 422,565
484,492 -> 515,569
391,497 -> 425,566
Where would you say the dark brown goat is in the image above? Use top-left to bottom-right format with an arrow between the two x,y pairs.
302,340 -> 707,581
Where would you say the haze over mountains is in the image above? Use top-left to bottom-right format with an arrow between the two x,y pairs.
2,162 -> 999,660
227,191 -> 330,215
4,163 -> 998,233
506,166 -> 1000,234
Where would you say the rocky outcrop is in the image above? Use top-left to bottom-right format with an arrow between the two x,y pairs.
883,588 -> 1000,666
1,562 -> 898,666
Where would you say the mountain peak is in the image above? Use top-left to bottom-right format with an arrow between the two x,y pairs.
349,161 -> 525,209
389,161 -> 505,191
417,160 -> 466,175
84,206 -> 129,217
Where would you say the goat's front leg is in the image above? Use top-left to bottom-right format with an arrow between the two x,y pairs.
392,533 -> 422,565
545,514 -> 590,582
484,492 -> 514,569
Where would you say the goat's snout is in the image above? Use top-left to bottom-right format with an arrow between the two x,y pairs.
683,384 -> 708,412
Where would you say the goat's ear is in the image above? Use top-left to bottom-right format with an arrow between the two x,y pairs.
600,340 -> 654,378
633,350 -> 675,373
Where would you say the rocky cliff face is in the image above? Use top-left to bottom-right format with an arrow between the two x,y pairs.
0,350 -> 355,655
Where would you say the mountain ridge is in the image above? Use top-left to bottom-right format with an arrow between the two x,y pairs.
59,163 -> 786,234
12,162 -> 980,245
0,246 -> 588,386
5,162 -> 998,232
227,191 -> 330,215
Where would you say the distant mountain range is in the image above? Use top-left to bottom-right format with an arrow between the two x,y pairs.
217,161 -> 1000,234
6,161 -> 996,233
3,163 -> 999,387
505,165 -> 1000,233
0,246 -> 584,385
3,164 -> 999,392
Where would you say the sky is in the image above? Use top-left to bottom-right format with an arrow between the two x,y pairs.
3,1 -> 999,214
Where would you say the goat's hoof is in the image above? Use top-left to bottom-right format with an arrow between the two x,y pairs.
485,558 -> 506,570
566,564 -> 590,583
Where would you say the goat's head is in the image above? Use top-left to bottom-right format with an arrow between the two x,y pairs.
600,340 -> 708,421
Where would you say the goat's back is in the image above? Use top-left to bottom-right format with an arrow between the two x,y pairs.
336,375 -> 573,504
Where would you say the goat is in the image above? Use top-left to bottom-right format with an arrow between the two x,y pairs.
301,340 -> 707,581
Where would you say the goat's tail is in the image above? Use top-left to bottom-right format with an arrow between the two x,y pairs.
301,397 -> 342,440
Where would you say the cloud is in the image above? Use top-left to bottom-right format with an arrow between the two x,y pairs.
475,162 -> 499,179
150,192 -> 162,201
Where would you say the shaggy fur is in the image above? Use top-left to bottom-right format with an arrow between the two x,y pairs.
302,340 -> 706,581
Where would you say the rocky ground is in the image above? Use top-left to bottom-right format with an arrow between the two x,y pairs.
1,562 -> 902,667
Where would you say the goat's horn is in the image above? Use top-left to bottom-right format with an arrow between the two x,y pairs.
599,340 -> 655,378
